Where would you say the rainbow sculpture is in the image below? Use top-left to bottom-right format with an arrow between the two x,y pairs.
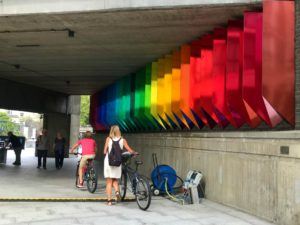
90,0 -> 295,132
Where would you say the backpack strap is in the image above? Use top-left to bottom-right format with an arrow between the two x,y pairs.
111,137 -> 122,143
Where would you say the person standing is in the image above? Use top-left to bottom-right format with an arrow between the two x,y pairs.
36,129 -> 50,169
103,125 -> 137,206
54,132 -> 66,169
7,131 -> 23,166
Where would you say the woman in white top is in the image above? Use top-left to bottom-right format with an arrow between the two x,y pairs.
103,125 -> 136,206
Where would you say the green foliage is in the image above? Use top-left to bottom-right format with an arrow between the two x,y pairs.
20,116 -> 42,130
80,95 -> 90,127
0,112 -> 20,135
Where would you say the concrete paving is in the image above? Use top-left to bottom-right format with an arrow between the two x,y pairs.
0,148 -> 106,198
0,148 -> 275,225
0,198 -> 275,225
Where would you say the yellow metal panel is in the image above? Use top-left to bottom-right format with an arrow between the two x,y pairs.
150,62 -> 165,128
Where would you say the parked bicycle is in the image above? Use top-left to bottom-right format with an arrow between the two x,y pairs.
119,152 -> 151,210
74,152 -> 97,193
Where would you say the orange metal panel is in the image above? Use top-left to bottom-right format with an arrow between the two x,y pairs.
180,45 -> 199,128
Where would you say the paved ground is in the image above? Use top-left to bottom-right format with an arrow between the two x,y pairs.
0,199 -> 275,225
0,149 -> 106,198
0,149 -> 275,225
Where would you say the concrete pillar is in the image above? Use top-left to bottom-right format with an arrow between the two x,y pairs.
69,114 -> 80,147
42,95 -> 80,157
43,112 -> 70,157
68,95 -> 81,147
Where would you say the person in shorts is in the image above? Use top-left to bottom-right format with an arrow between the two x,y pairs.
70,131 -> 97,188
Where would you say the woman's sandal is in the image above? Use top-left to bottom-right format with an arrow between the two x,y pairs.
107,199 -> 113,206
115,191 -> 121,202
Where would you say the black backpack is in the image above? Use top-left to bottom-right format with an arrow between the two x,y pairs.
108,138 -> 122,167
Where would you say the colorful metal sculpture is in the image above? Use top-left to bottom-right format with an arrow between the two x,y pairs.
90,0 -> 295,131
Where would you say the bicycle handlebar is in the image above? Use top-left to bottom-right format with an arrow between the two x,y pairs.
71,151 -> 82,156
122,152 -> 139,157
72,151 -> 138,157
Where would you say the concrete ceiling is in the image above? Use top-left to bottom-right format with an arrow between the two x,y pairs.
0,3 -> 261,95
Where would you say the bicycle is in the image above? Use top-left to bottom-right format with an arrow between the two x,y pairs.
119,152 -> 151,211
74,152 -> 98,193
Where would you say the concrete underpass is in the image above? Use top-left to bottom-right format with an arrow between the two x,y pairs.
0,0 -> 299,225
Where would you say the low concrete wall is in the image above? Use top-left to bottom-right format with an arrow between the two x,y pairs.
118,131 -> 300,225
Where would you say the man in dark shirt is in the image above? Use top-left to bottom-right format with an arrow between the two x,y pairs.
7,131 -> 22,166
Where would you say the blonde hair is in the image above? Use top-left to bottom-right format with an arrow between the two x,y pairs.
109,125 -> 121,138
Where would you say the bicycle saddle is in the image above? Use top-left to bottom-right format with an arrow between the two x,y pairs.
135,160 -> 143,165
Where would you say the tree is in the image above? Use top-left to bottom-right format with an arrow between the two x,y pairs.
80,95 -> 90,127
20,115 -> 42,130
0,112 -> 20,135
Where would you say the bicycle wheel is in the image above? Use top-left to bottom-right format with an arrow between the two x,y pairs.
135,176 -> 151,211
75,165 -> 79,186
119,172 -> 127,201
87,167 -> 97,193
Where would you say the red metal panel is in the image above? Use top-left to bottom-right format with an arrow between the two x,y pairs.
243,11 -> 281,127
180,45 -> 199,128
89,93 -> 106,131
226,20 -> 260,128
262,0 -> 295,126
189,40 -> 209,127
189,39 -> 201,113
197,35 -> 225,127
212,28 -> 236,127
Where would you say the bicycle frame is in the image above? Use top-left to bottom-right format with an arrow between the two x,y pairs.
75,152 -> 95,183
120,152 -> 152,210
77,159 -> 94,180
122,158 -> 140,193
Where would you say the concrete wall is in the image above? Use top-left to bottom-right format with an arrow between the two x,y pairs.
118,131 -> 300,225
43,112 -> 70,157
0,0 -> 261,15
42,95 -> 81,157
0,78 -> 68,114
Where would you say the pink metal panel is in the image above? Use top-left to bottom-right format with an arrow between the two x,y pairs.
243,11 -> 281,127
262,0 -> 295,126
226,20 -> 260,128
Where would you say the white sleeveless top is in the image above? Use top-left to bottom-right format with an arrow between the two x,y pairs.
108,137 -> 123,153
104,137 -> 123,179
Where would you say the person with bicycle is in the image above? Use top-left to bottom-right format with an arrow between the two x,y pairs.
103,125 -> 137,206
70,131 -> 97,188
